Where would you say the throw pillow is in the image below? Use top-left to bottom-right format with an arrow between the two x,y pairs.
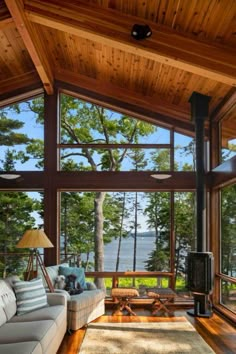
59,266 -> 87,289
13,277 -> 48,316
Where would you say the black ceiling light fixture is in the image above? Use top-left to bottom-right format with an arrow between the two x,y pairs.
131,24 -> 152,40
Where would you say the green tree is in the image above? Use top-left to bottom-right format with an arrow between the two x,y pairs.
0,192 -> 40,277
114,192 -> 131,272
221,184 -> 236,277
60,192 -> 95,269
144,192 -> 170,287
128,149 -> 147,275
0,114 -> 30,146
174,192 -> 196,283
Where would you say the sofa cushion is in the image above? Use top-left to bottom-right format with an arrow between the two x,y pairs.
0,341 -> 42,354
59,266 -> 87,289
13,278 -> 48,315
0,280 -> 16,322
9,304 -> 66,328
68,289 -> 105,311
0,307 -> 7,327
4,275 -> 20,288
38,263 -> 69,288
0,320 -> 57,353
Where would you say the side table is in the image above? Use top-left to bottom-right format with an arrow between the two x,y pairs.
111,287 -> 139,316
146,287 -> 176,315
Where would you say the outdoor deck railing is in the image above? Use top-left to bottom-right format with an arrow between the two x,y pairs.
0,252 -> 175,291
85,271 -> 175,289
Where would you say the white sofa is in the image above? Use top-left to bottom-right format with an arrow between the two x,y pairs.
42,264 -> 106,331
0,278 -> 67,354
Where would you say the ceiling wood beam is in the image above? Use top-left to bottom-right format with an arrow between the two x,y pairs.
0,70 -> 40,95
25,0 -> 236,86
0,84 -> 42,108
0,17 -> 14,30
0,171 -> 196,191
211,88 -> 236,122
5,0 -> 54,94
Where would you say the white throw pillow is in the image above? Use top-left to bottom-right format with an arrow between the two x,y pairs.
13,277 -> 48,316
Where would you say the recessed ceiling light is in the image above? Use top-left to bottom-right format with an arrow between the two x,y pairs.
0,174 -> 21,180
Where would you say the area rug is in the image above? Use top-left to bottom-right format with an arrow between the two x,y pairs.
79,320 -> 215,354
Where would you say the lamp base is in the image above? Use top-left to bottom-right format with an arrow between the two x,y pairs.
25,249 -> 54,292
24,270 -> 37,280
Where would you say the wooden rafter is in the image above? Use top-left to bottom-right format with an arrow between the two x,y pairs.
5,0 -> 54,94
25,0 -> 236,86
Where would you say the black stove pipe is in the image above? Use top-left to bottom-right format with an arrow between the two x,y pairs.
189,92 -> 211,252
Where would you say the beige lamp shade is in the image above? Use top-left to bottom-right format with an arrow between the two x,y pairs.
16,229 -> 54,249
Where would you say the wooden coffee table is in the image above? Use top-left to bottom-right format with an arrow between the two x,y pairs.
146,287 -> 176,315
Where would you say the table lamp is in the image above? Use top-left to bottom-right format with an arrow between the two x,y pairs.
16,229 -> 54,292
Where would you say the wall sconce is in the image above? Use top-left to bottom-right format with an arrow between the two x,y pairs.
131,24 -> 152,40
151,174 -> 172,182
0,174 -> 21,180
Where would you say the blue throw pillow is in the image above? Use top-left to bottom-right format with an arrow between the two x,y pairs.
58,266 -> 87,289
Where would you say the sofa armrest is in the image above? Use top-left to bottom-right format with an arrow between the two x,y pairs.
47,292 -> 67,306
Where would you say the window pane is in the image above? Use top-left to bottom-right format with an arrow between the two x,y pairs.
174,133 -> 195,171
60,148 -> 170,171
221,118 -> 236,162
221,184 -> 236,277
59,191 -> 171,272
174,192 -> 196,291
221,280 -> 236,314
59,94 -> 171,145
0,96 -> 44,171
0,191 -> 44,278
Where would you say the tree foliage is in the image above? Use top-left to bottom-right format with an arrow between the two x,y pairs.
0,191 -> 40,277
221,184 -> 236,277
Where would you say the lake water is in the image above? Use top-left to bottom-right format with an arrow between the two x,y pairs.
82,236 -> 156,271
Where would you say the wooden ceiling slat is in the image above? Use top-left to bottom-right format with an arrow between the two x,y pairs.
0,0 -> 235,144
25,0 -> 236,86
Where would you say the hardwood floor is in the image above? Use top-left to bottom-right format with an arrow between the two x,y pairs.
57,308 -> 236,354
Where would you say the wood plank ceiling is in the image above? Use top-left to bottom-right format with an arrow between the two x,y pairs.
0,0 -> 235,143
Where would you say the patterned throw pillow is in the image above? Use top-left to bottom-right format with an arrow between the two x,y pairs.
59,266 -> 87,289
13,278 -> 48,316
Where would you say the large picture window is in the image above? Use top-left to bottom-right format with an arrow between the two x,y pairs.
58,93 -> 171,172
